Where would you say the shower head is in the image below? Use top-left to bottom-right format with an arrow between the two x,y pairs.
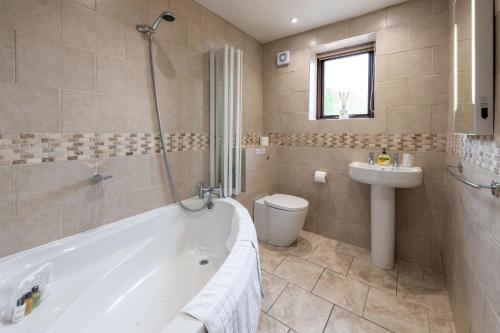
136,11 -> 176,34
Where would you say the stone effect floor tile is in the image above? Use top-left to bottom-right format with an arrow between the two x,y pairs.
306,244 -> 353,275
258,312 -> 289,333
269,284 -> 333,333
261,270 -> 288,312
258,231 -> 456,333
274,255 -> 323,291
337,242 -> 371,261
259,242 -> 287,272
398,272 -> 450,311
428,306 -> 456,333
312,270 -> 369,316
364,287 -> 429,333
325,306 -> 391,333
347,258 -> 398,295
260,234 -> 318,259
396,259 -> 426,280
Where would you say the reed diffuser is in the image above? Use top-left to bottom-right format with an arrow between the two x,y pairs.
339,91 -> 349,119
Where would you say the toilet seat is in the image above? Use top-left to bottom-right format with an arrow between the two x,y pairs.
264,194 -> 308,212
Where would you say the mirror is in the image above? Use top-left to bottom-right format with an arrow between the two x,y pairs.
452,0 -> 494,134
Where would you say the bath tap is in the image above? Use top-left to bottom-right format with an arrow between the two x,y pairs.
198,183 -> 224,209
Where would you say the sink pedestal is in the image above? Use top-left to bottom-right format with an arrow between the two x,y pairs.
349,161 -> 422,271
370,185 -> 395,269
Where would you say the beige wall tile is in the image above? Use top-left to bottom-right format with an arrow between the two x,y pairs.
0,83 -> 60,133
171,0 -> 202,25
96,0 -> 149,25
97,55 -> 128,95
0,209 -> 61,258
433,44 -> 450,75
431,104 -> 448,133
432,0 -> 448,15
187,21 -> 213,54
125,25 -> 150,63
70,0 -> 96,10
16,33 -> 96,91
61,90 -> 126,133
377,24 -> 410,55
0,0 -> 60,41
377,79 -> 410,108
16,161 -> 97,215
410,13 -> 449,49
316,21 -> 350,45
387,0 -> 433,27
349,9 -> 387,36
61,1 -> 126,58
96,155 -> 150,198
126,185 -> 172,216
386,105 -> 432,133
126,97 -> 157,132
61,194 -> 126,237
408,75 -> 448,105
396,233 -> 432,266
150,152 -> 189,185
409,47 -> 434,77
482,299 -> 500,333
0,29 -> 15,82
62,200 -> 98,237
0,166 -> 15,220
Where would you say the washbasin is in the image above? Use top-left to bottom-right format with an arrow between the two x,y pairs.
348,161 -> 423,270
349,162 -> 422,188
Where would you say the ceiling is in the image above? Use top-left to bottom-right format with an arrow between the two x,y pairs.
195,0 -> 408,43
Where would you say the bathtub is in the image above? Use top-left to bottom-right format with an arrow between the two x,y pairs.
0,198 -> 257,333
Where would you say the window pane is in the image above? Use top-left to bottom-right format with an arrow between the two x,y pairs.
323,53 -> 370,117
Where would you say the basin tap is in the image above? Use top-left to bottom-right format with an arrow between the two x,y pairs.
392,152 -> 399,168
368,152 -> 375,165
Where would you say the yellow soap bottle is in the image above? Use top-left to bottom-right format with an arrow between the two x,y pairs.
377,147 -> 391,166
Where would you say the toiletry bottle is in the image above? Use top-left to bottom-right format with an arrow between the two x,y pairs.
377,147 -> 391,166
32,286 -> 41,308
24,292 -> 33,315
11,296 -> 26,323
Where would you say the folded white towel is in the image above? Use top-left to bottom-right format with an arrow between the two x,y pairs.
182,242 -> 261,333
182,207 -> 261,333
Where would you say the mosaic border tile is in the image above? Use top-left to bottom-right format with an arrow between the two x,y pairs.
0,133 -> 209,166
447,133 -> 500,175
257,132 -> 447,152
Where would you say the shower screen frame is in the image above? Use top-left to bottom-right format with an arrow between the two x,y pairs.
210,45 -> 244,197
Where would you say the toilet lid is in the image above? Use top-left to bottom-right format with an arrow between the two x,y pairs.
264,194 -> 309,212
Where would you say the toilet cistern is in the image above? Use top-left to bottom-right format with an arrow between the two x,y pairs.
349,162 -> 423,269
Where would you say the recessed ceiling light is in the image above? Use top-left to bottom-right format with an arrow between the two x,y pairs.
291,18 -> 299,24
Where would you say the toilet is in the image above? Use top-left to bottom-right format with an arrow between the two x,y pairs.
254,194 -> 309,247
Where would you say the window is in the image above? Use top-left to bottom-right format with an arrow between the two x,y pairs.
316,44 -> 375,119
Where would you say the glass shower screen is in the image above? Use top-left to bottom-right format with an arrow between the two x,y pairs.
210,45 -> 244,197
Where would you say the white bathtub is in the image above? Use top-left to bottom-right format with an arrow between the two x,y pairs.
0,198 -> 256,333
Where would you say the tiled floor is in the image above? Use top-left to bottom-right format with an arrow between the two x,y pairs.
257,231 -> 456,333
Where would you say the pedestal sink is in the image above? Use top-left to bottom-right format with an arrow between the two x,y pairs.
348,162 -> 423,269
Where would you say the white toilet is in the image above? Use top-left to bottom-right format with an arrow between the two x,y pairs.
254,194 -> 309,247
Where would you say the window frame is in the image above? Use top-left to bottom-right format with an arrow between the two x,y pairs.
316,44 -> 375,120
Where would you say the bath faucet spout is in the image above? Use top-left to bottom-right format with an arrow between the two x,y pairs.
198,183 -> 224,209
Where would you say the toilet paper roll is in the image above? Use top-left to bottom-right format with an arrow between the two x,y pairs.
314,171 -> 328,183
